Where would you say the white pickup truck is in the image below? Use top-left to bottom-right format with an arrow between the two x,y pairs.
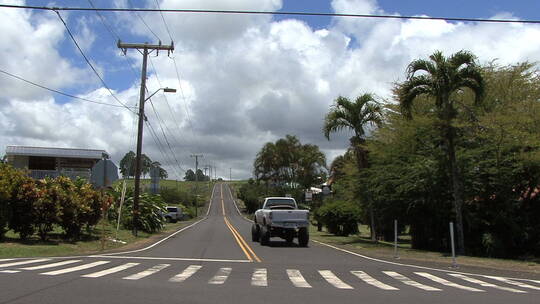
251,197 -> 309,247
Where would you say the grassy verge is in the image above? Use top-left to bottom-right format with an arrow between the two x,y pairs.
309,225 -> 540,275
0,219 -> 196,258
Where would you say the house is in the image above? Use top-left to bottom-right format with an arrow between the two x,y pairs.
5,145 -> 109,180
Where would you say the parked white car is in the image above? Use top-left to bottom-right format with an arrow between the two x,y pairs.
163,206 -> 182,223
252,197 -> 309,247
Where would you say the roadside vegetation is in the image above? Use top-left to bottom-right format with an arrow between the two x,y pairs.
0,163 -> 213,257
238,50 -> 540,262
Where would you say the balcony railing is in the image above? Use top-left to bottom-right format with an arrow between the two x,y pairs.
28,168 -> 91,180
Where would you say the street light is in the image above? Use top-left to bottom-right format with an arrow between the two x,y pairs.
144,87 -> 177,101
132,86 -> 176,237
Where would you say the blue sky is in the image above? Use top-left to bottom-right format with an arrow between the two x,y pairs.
2,0 -> 540,179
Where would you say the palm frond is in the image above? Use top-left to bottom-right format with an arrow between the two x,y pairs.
407,59 -> 436,78
449,50 -> 477,70
397,75 -> 433,118
454,66 -> 485,105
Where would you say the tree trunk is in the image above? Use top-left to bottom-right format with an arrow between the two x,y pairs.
351,137 -> 376,242
370,206 -> 376,242
446,126 -> 466,255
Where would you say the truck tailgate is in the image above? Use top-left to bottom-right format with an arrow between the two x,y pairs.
271,210 -> 309,222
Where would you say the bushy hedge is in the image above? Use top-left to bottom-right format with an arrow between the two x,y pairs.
316,199 -> 362,236
0,164 -> 110,241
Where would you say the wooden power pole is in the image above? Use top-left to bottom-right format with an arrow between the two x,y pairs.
191,154 -> 203,217
118,41 -> 174,236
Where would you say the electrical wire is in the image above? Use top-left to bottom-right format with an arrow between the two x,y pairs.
55,11 -> 137,114
147,98 -> 186,174
154,0 -> 173,42
127,0 -> 161,41
0,68 -> 134,108
2,4 -> 540,24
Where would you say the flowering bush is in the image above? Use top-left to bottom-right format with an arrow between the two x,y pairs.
0,164 -> 111,241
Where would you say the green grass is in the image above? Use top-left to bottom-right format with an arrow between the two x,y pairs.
116,179 -> 214,201
0,220 -> 193,258
309,224 -> 540,274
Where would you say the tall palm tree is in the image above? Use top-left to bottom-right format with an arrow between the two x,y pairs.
323,93 -> 383,241
397,50 -> 484,254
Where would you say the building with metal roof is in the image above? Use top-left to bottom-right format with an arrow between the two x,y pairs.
5,145 -> 109,180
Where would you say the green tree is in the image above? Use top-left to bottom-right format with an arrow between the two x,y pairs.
151,161 -> 168,179
119,151 -> 136,178
254,135 -> 326,190
323,93 -> 383,241
184,169 -> 195,181
397,50 -> 485,254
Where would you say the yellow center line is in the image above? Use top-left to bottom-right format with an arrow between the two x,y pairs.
220,184 -> 262,263
224,217 -> 252,262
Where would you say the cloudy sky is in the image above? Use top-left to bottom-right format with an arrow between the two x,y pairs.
1,0 -> 539,180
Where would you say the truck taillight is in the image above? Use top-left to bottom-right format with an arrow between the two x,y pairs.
269,212 -> 273,219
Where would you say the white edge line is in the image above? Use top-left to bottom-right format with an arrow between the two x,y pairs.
226,184 -> 253,223
89,255 -> 251,263
97,184 -> 218,256
311,239 -> 540,283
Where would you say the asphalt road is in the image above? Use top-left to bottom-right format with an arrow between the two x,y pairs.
1,183 -> 539,304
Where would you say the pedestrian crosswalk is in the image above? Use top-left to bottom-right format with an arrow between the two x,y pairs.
0,258 -> 539,294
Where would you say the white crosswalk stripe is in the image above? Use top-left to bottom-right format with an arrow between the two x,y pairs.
82,263 -> 139,278
20,260 -> 82,270
123,264 -> 170,280
415,272 -> 484,292
0,259 -> 15,262
7,260 -> 540,294
287,269 -> 312,288
351,270 -> 398,290
383,271 -> 441,291
208,267 -> 232,285
449,274 -> 527,293
485,276 -> 540,291
169,265 -> 202,283
41,261 -> 110,276
0,259 -> 51,268
319,270 -> 354,289
251,268 -> 267,287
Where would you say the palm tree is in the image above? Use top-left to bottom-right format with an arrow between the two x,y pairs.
397,50 -> 484,254
323,93 -> 383,241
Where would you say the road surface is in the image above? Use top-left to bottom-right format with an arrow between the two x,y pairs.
1,183 -> 538,304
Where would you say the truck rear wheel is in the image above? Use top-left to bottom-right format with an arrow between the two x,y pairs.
260,226 -> 270,246
251,224 -> 260,242
285,230 -> 294,243
298,227 -> 309,247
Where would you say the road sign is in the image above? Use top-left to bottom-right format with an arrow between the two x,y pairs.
305,190 -> 313,202
91,159 -> 119,188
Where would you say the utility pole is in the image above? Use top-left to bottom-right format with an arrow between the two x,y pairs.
118,40 -> 174,236
191,154 -> 203,217
204,165 -> 209,191
229,168 -> 232,181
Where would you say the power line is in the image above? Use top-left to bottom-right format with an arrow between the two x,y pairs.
148,57 -> 189,154
154,0 -> 173,42
127,0 -> 161,41
87,0 -> 120,41
147,98 -> 186,175
0,68 -> 134,108
3,4 -> 540,24
55,11 -> 136,114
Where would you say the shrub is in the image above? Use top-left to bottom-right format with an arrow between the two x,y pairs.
33,178 -> 61,241
317,199 -> 362,236
0,164 -> 38,240
119,193 -> 167,233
